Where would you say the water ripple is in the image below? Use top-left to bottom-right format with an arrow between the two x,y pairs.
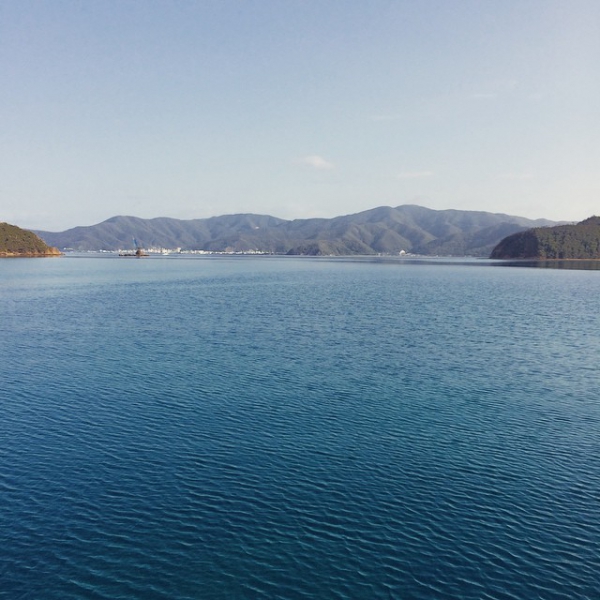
2,258 -> 600,599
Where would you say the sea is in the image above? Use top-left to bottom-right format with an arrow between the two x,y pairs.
1,255 -> 599,600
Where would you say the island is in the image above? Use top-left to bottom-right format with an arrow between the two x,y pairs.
490,216 -> 600,259
1,222 -> 62,257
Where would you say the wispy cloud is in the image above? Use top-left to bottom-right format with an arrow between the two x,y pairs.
470,93 -> 498,100
470,78 -> 518,100
527,92 -> 544,101
369,114 -> 403,122
499,171 -> 535,180
396,171 -> 434,179
297,155 -> 335,170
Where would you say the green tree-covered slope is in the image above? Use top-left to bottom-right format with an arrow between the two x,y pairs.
490,216 -> 600,259
0,222 -> 61,256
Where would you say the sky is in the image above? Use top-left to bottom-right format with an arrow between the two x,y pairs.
1,0 -> 599,231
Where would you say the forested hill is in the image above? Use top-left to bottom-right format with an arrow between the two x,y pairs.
35,205 -> 558,256
490,216 -> 600,259
0,222 -> 61,257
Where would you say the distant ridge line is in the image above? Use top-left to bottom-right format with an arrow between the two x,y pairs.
34,204 -> 563,257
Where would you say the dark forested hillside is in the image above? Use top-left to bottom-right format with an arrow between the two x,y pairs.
490,216 -> 600,259
35,205 -> 559,256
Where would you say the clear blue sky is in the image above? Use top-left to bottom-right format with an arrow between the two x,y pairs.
1,0 -> 599,231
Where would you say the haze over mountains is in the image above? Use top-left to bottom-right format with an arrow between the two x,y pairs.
35,205 -> 560,256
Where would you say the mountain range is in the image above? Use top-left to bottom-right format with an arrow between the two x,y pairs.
35,205 -> 560,256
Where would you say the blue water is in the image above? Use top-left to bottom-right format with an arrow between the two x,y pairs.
1,256 -> 599,599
